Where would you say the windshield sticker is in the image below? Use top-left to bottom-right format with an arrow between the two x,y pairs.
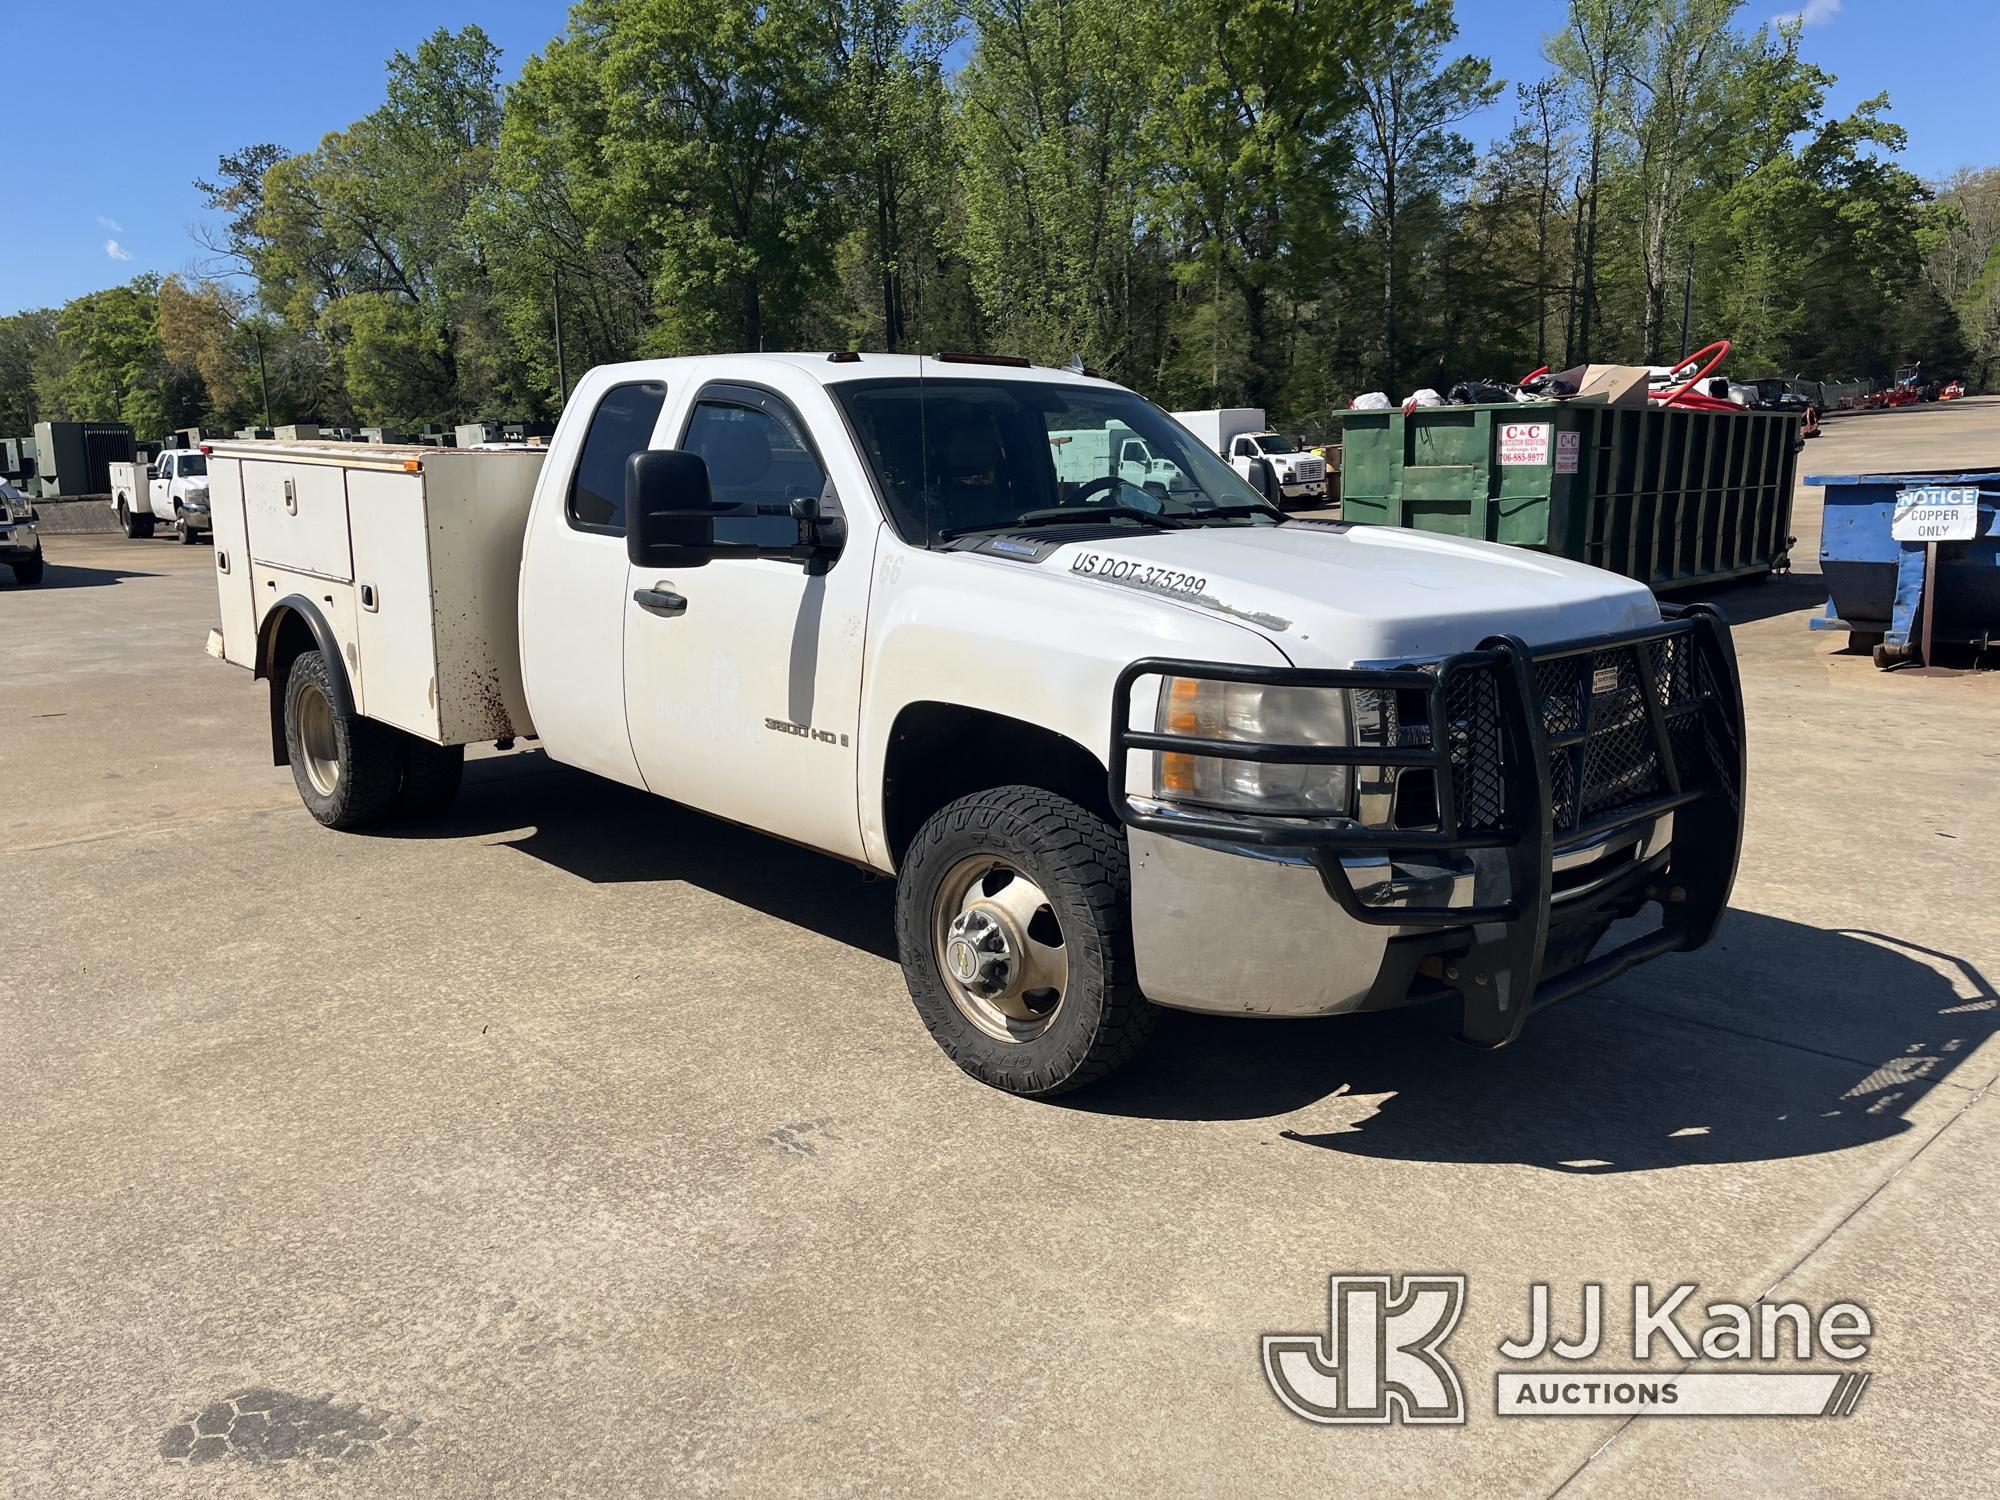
1065,551 -> 1291,632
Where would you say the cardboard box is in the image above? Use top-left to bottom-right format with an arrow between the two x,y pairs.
1550,363 -> 1653,409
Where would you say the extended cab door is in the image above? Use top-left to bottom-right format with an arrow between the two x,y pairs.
621,380 -> 874,862
149,456 -> 173,520
1227,434 -> 1259,486
517,375 -> 672,790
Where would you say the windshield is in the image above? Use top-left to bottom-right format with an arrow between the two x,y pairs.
1254,433 -> 1298,454
832,378 -> 1279,544
178,454 -> 207,477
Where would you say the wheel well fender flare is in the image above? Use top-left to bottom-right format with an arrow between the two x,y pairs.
879,701 -> 1111,868
256,594 -> 355,765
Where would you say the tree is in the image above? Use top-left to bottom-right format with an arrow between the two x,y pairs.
1547,0 -> 1647,362
1346,0 -> 1498,391
1618,0 -> 1746,358
194,142 -> 290,277
955,0 -> 1159,370
39,277 -> 203,438
824,1 -> 959,352
1149,0 -> 1393,410
586,0 -> 847,352
158,276 -> 276,427
0,309 -> 59,435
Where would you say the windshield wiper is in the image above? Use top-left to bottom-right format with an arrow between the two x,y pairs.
1181,502 -> 1283,522
940,505 -> 1184,541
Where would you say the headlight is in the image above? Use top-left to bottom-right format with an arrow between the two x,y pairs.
1152,676 -> 1352,815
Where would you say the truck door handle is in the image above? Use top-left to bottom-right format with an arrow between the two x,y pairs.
633,587 -> 687,618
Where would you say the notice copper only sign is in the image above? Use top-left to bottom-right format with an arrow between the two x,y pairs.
1890,485 -> 1982,542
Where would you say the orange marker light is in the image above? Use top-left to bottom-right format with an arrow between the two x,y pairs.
1160,677 -> 1201,794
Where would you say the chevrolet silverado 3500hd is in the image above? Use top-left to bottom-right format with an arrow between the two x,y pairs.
203,353 -> 1745,1096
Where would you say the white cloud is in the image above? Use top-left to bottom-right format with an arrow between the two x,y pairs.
104,239 -> 133,262
1773,0 -> 1841,27
96,215 -> 122,232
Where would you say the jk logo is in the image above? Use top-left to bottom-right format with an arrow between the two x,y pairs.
1263,1274 -> 1468,1425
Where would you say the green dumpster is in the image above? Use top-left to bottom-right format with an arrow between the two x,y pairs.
1338,401 -> 1798,591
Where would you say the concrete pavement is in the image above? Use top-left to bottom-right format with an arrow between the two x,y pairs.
2,403 -> 1998,1495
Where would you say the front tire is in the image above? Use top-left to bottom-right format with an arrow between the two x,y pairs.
179,517 -> 200,545
895,785 -> 1156,1096
10,554 -> 42,585
282,649 -> 402,829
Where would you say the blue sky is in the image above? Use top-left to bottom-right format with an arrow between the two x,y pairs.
5,0 -> 1995,318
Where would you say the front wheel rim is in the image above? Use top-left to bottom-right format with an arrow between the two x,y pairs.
931,855 -> 1069,1043
295,683 -> 340,798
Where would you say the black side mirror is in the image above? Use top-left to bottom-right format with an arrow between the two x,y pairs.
626,449 -> 720,567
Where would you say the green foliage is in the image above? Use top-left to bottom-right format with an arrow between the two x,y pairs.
0,309 -> 59,435
10,0 -> 1987,446
39,277 -> 204,438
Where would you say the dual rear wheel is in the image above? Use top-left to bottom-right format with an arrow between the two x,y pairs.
283,649 -> 464,829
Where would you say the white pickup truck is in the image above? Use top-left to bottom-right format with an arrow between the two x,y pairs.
1049,424 -> 1185,500
1172,408 -> 1328,507
109,448 -> 213,542
203,352 -> 1745,1096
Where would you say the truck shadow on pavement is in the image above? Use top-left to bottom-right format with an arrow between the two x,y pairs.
404,752 -> 900,961
1676,569 -> 1826,628
419,755 -> 1992,1174
1077,913 -> 1996,1173
4,560 -> 161,590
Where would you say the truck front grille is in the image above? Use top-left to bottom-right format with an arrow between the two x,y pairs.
1446,632 -> 1725,838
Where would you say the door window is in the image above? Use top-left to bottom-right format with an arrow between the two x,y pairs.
680,394 -> 828,549
568,380 -> 669,532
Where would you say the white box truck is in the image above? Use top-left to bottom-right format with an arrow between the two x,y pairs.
205,354 -> 1746,1097
1173,408 -> 1327,506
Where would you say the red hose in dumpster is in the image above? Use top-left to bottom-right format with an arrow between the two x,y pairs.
1651,339 -> 1738,410
1511,344 -> 1743,410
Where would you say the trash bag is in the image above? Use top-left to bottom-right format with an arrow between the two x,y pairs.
1447,380 -> 1517,405
1518,371 -> 1579,399
1401,388 -> 1444,412
1350,391 -> 1391,410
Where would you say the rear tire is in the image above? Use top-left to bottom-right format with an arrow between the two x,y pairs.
895,785 -> 1156,1097
396,737 -> 465,820
119,500 -> 153,539
282,649 -> 402,829
10,554 -> 42,585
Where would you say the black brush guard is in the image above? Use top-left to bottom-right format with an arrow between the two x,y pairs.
1108,605 -> 1746,1047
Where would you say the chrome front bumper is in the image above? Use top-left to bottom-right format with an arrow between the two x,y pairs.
1109,607 -> 1747,1046
1130,814 -> 1674,1018
0,520 -> 39,558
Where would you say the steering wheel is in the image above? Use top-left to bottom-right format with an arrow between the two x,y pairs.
1070,475 -> 1163,513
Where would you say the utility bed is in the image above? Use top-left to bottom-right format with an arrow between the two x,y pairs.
204,440 -> 546,746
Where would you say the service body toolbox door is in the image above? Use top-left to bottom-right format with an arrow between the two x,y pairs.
206,455 -> 259,668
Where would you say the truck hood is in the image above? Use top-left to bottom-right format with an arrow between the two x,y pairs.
1034,522 -> 1658,664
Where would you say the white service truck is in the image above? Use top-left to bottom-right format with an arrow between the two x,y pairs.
109,448 -> 213,543
1172,408 -> 1328,507
1048,423 -> 1185,501
203,353 -> 1745,1096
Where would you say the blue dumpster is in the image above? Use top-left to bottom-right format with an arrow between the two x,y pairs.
1808,467 -> 2000,666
